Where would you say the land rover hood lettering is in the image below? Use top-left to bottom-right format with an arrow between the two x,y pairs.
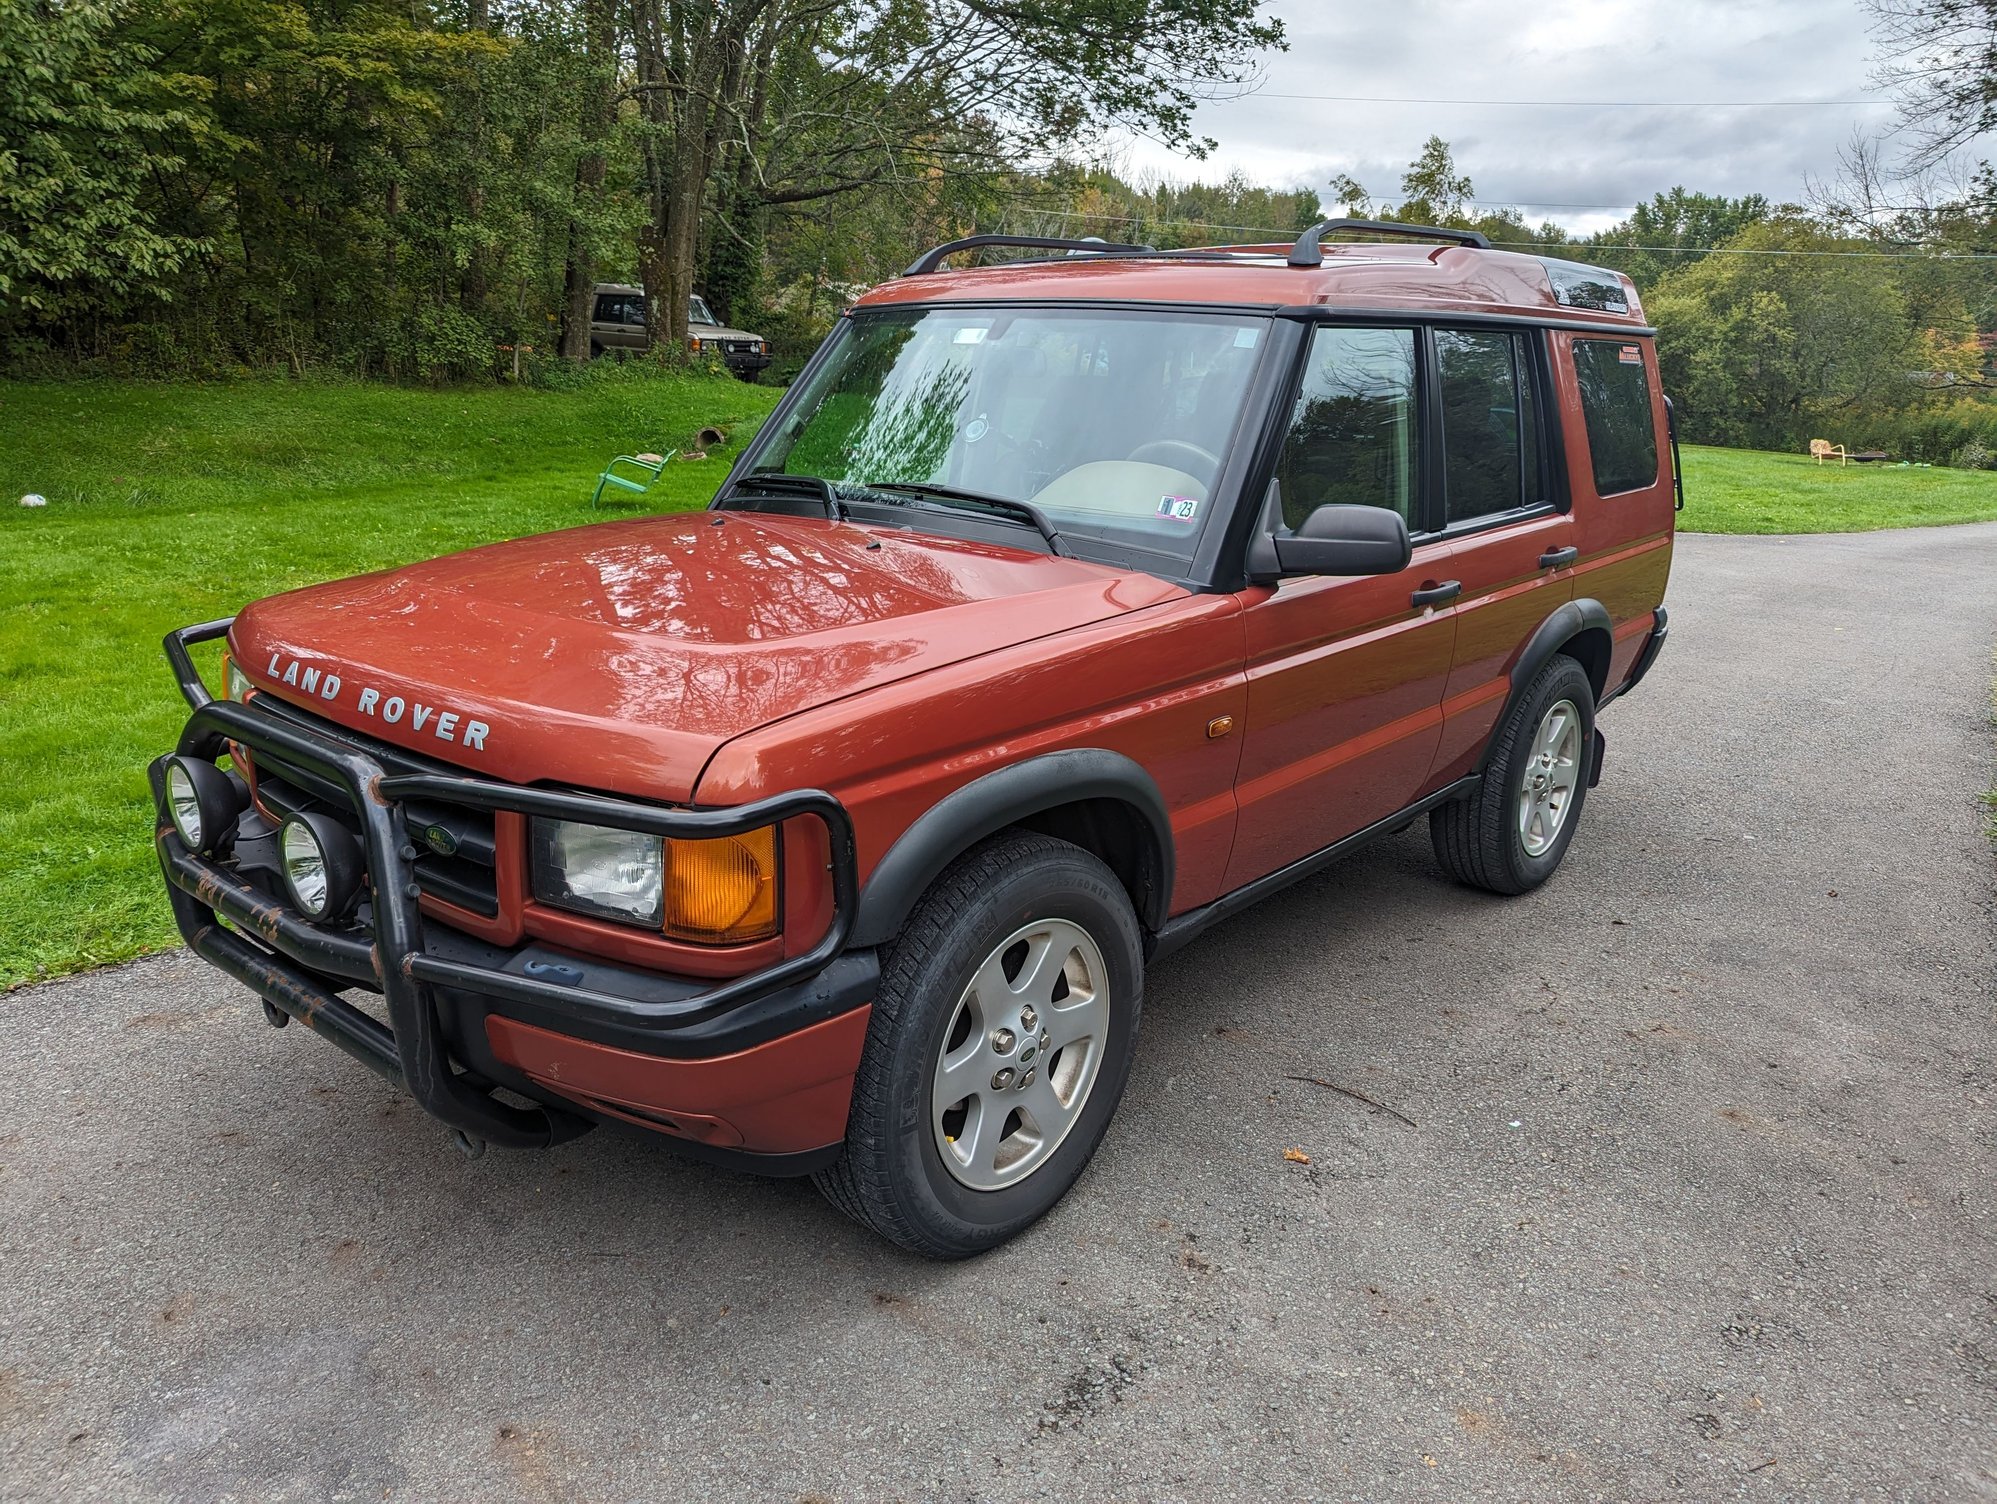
264,651 -> 491,751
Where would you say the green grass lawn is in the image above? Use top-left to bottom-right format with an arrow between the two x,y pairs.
0,374 -> 779,988
1679,443 -> 1997,533
4,383 -> 1997,989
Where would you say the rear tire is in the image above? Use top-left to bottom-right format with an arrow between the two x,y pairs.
1431,654 -> 1595,895
813,831 -> 1143,1259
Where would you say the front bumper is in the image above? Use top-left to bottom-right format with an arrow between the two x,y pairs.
152,620 -> 867,1167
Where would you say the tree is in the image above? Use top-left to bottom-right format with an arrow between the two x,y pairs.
1648,217 -> 1918,448
1397,136 -> 1472,223
1325,173 -> 1371,217
0,0 -> 197,319
624,0 -> 1285,357
0,0 -> 1295,376
557,0 -> 621,359
1864,0 -> 1997,167
1587,187 -> 1771,288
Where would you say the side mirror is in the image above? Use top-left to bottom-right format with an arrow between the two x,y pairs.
1261,504 -> 1412,579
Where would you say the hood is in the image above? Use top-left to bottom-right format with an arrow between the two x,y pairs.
230,512 -> 1179,802
694,322 -> 761,342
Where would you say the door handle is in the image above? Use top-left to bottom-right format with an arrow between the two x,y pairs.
1411,580 -> 1462,609
1539,546 -> 1579,570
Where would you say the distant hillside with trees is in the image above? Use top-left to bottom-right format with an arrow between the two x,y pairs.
0,0 -> 1282,377
9,0 -> 1997,462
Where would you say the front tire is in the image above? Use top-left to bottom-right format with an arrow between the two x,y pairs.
1431,654 -> 1596,895
814,831 -> 1143,1258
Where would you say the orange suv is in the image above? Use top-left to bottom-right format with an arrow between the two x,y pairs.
150,222 -> 1675,1257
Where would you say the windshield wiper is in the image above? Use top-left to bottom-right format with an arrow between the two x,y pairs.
858,481 -> 1068,556
718,471 -> 847,521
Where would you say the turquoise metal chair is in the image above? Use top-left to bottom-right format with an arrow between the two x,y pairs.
589,451 -> 675,508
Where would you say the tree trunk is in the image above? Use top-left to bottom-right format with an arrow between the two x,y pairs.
558,0 -> 616,361
659,145 -> 707,352
637,222 -> 671,352
629,0 -> 762,357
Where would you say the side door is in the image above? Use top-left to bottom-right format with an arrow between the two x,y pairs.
1224,324 -> 1460,892
1426,326 -> 1577,782
593,292 -> 645,352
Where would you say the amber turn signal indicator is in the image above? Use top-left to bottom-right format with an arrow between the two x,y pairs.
1206,715 -> 1235,739
663,827 -> 780,944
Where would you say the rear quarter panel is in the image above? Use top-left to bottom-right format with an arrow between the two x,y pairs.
1550,330 -> 1675,686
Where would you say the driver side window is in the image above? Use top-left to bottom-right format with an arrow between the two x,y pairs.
1273,327 -> 1419,531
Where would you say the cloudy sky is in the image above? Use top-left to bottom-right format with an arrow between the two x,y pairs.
1114,0 -> 1902,234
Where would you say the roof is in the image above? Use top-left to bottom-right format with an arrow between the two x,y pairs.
853,242 -> 1648,327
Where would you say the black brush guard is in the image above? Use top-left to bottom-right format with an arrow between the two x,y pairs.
152,619 -> 860,1149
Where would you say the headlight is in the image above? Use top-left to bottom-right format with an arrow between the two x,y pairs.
279,811 -> 363,921
224,656 -> 252,702
162,755 -> 247,854
530,819 -> 780,943
531,819 -> 664,925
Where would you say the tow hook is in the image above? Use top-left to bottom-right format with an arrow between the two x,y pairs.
452,1128 -> 488,1160
261,1000 -> 289,1030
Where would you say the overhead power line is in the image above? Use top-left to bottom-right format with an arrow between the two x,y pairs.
1241,91 -> 1888,109
1008,208 -> 1997,261
1491,239 -> 1997,260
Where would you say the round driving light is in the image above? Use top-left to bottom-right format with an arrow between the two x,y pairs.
162,756 -> 246,855
279,811 -> 363,921
165,762 -> 203,849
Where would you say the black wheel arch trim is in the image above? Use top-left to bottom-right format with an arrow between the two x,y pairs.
850,749 -> 1175,948
1476,598 -> 1613,774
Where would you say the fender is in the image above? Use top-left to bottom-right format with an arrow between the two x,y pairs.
1475,598 -> 1613,775
849,749 -> 1175,948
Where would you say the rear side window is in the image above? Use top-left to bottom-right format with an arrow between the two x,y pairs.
1274,326 -> 1419,530
1573,340 -> 1658,495
594,294 -> 644,327
1435,329 -> 1546,526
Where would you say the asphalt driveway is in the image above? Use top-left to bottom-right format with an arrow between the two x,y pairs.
3,525 -> 1995,1503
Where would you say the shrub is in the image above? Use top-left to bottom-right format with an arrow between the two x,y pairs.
382,305 -> 494,383
1855,399 -> 1997,467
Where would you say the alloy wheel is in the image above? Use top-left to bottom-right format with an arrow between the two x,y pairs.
1517,697 -> 1582,858
931,917 -> 1109,1191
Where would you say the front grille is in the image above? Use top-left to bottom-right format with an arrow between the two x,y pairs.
242,699 -> 500,919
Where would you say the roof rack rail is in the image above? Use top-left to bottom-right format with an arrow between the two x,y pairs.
902,234 -> 1156,277
1288,218 -> 1491,267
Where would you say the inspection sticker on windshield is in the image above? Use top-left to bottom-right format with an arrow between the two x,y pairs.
1156,495 -> 1201,522
1619,345 -> 1643,364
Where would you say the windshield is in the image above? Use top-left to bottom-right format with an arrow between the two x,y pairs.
745,305 -> 1270,564
689,295 -> 718,326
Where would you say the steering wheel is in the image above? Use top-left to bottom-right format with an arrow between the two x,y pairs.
1127,439 -> 1221,485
